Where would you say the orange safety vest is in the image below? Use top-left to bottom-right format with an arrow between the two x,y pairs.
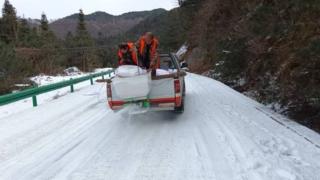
118,42 -> 138,65
138,36 -> 160,68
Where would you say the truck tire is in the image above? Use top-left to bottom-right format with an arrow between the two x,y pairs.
174,98 -> 184,113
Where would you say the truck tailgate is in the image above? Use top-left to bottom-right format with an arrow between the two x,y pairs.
149,78 -> 175,99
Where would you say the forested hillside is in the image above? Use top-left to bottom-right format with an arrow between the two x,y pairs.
0,1 -> 173,96
178,0 -> 320,131
0,0 -> 110,94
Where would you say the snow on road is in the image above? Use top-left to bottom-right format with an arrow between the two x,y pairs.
0,74 -> 320,180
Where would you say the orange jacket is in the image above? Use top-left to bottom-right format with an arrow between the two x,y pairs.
137,36 -> 160,69
118,42 -> 138,65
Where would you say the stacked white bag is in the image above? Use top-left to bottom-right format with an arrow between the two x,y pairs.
115,65 -> 171,77
115,65 -> 147,77
113,65 -> 151,100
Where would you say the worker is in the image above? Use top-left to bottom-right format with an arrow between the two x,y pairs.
117,42 -> 138,66
136,32 -> 159,75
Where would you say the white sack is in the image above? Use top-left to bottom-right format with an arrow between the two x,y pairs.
156,69 -> 170,76
115,65 -> 147,77
113,73 -> 151,100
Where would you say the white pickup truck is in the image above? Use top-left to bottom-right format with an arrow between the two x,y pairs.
106,53 -> 187,113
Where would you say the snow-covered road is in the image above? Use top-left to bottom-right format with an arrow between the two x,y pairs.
1,74 -> 320,180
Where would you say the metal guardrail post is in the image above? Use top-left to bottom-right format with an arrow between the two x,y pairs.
70,84 -> 74,92
32,96 -> 37,107
90,76 -> 94,85
70,78 -> 74,93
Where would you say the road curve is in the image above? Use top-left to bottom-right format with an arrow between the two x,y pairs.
0,74 -> 320,180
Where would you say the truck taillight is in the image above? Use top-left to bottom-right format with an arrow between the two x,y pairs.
174,79 -> 180,93
107,83 -> 112,98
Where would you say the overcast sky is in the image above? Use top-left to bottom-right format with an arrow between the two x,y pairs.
1,0 -> 178,19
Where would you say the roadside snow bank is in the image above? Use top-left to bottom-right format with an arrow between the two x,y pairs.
30,68 -> 112,87
0,68 -> 112,119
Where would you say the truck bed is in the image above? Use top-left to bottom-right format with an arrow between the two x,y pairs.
108,74 -> 177,111
107,53 -> 186,112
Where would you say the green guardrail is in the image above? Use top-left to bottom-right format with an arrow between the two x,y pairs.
0,69 -> 114,107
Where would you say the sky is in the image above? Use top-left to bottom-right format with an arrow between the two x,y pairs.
1,0 -> 178,20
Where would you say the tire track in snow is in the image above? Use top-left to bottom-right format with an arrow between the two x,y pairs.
188,75 -> 263,180
0,86 -> 113,180
189,74 -> 320,180
0,105 -> 109,180
0,100 -> 104,163
190,75 -> 298,179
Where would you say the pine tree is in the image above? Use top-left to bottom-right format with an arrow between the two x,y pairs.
76,9 -> 88,38
28,27 -> 41,48
65,31 -> 74,47
97,31 -> 104,46
73,9 -> 100,71
40,13 -> 49,33
0,41 -> 16,93
39,13 -> 56,44
17,18 -> 31,47
64,31 -> 75,67
75,9 -> 94,48
37,13 -> 63,74
0,0 -> 18,44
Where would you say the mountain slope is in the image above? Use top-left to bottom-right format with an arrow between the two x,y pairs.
49,9 -> 167,38
180,0 -> 320,132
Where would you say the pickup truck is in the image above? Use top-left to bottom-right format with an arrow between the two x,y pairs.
107,53 -> 187,113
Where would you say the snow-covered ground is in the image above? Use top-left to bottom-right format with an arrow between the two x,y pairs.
0,74 -> 320,180
30,68 -> 112,86
0,68 -> 112,119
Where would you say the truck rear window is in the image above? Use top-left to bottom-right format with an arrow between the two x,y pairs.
159,56 -> 176,70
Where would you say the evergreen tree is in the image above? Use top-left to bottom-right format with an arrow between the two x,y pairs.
64,31 -> 75,67
0,40 -> 15,93
96,31 -> 104,46
39,13 -> 56,44
76,9 -> 88,38
28,27 -> 41,48
72,9 -> 100,71
17,18 -> 31,47
74,9 -> 94,48
37,13 -> 64,74
0,0 -> 18,44
40,13 -> 49,33
65,31 -> 74,47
